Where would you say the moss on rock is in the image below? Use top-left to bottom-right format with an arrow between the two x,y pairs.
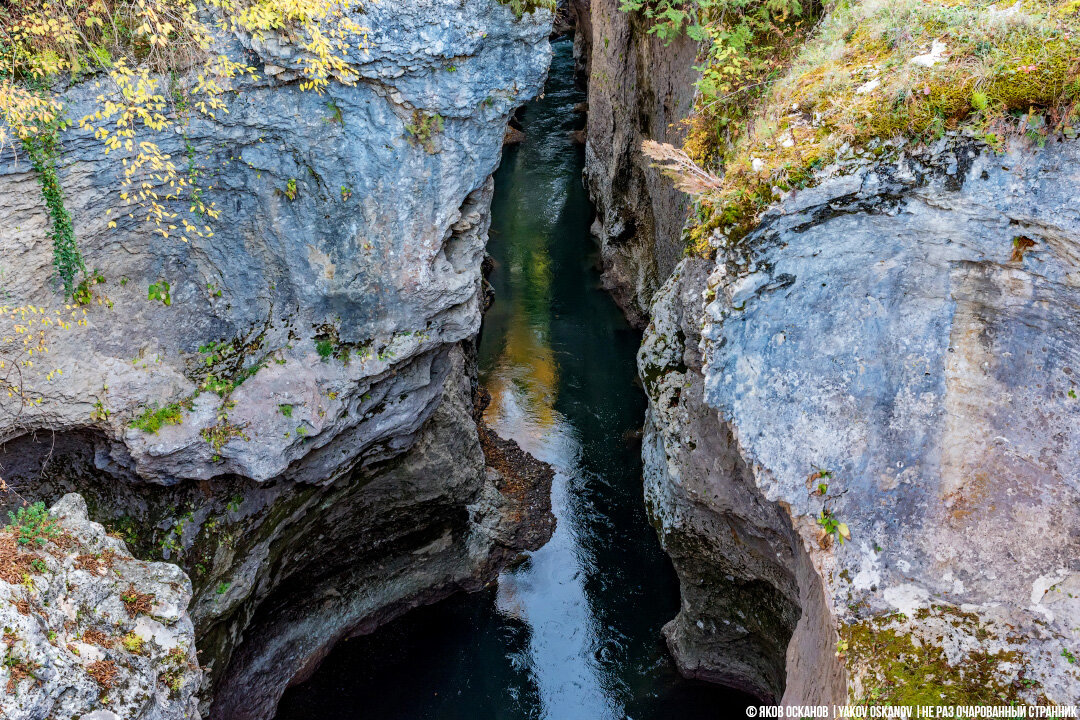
840,606 -> 1042,706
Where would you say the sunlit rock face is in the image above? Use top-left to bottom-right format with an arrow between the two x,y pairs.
0,1 -> 554,717
640,139 -> 1080,704
0,494 -> 201,720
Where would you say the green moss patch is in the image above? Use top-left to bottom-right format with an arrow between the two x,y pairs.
840,606 -> 1040,706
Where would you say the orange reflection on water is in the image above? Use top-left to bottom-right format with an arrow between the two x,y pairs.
483,241 -> 561,438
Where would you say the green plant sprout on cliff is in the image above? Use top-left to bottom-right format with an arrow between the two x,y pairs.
283,178 -> 299,201
130,399 -> 191,434
807,468 -> 849,544
817,508 -> 850,544
147,281 -> 171,306
405,111 -> 445,153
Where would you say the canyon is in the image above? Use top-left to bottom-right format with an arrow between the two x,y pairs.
1,0 -> 1078,716
0,2 -> 555,717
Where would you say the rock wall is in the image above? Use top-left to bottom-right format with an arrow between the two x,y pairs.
579,0 -> 700,326
0,1 -> 555,717
640,259 -> 803,701
700,140 -> 1080,705
585,4 -> 1080,707
0,494 -> 201,720
639,139 -> 1080,704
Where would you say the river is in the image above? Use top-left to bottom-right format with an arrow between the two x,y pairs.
275,37 -> 755,720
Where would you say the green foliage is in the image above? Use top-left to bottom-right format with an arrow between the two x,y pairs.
160,647 -> 188,696
971,90 -> 989,113
1064,647 -> 1077,664
148,281 -> 171,306
817,508 -> 850,545
2,0 -> 369,252
215,581 -> 230,595
316,338 -> 335,359
22,118 -> 84,298
5,502 -> 61,547
640,0 -> 1080,256
2,651 -> 40,691
619,0 -> 707,43
129,401 -> 189,434
340,185 -> 352,201
196,338 -> 267,398
842,609 -> 1033,705
73,269 -> 106,306
405,111 -> 445,153
620,0 -> 811,101
283,178 -> 298,201
121,632 -> 145,654
104,515 -> 140,546
499,0 -> 557,18
278,403 -> 293,417
326,100 -> 344,125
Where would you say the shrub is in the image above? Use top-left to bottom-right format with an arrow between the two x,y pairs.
5,502 -> 61,547
1,0 -> 369,255
405,111 -> 445,153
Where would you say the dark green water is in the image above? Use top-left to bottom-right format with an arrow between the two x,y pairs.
275,38 -> 755,719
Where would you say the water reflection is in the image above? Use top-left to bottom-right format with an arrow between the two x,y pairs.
275,37 -> 755,720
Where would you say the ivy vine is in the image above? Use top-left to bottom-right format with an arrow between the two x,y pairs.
23,119 -> 84,298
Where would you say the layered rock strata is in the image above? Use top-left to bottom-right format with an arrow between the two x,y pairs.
0,1 -> 556,716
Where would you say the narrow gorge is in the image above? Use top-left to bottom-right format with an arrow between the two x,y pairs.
0,0 -> 1078,718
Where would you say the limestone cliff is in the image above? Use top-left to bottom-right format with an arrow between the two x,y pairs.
584,3 -> 1080,708
0,1 -> 554,717
640,139 -> 1080,705
0,494 -> 201,720
578,0 -> 700,326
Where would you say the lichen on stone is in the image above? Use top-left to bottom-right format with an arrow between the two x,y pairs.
840,606 -> 1042,706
